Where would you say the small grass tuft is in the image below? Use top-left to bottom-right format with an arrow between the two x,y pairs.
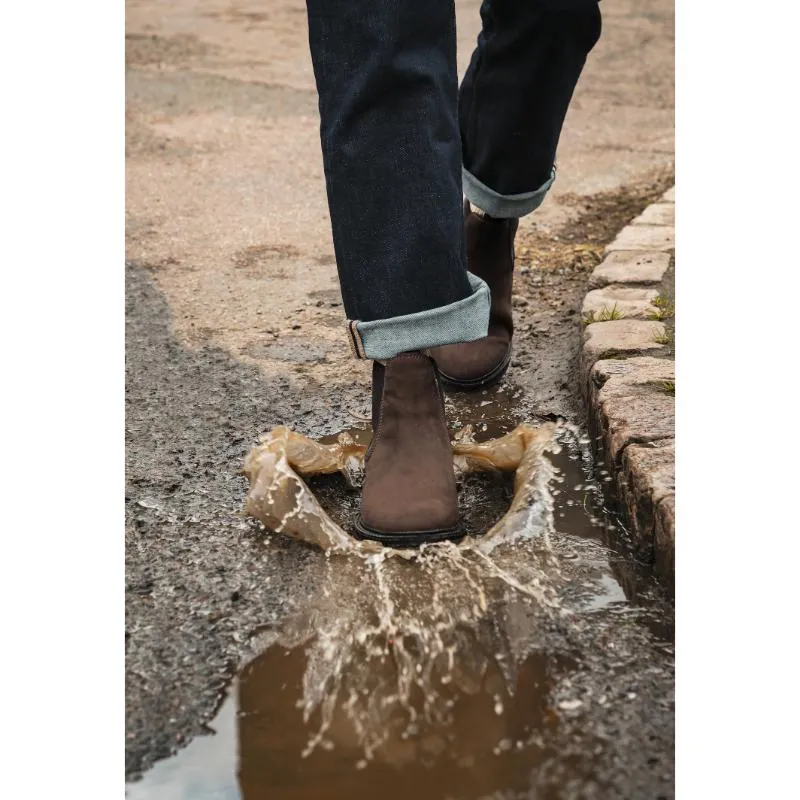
656,380 -> 675,396
647,293 -> 675,321
583,303 -> 625,325
652,329 -> 673,346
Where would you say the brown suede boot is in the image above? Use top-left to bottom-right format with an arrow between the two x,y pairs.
431,201 -> 519,390
355,352 -> 460,547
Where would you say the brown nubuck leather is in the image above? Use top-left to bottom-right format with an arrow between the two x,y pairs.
355,352 -> 460,547
431,201 -> 519,390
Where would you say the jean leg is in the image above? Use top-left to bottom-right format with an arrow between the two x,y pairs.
460,0 -> 602,218
306,0 -> 490,358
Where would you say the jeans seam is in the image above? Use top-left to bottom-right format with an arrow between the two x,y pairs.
348,272 -> 490,360
465,1 -> 493,178
462,166 -> 556,218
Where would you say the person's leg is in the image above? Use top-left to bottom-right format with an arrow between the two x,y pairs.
460,0 -> 602,217
305,0 -> 476,542
306,0 -> 489,361
432,0 -> 602,389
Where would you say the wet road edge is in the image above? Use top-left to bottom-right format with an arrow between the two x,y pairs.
579,187 -> 676,592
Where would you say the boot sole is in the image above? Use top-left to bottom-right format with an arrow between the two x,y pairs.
354,516 -> 463,548
436,348 -> 512,392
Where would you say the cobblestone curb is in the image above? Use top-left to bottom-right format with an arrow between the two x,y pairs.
580,187 -> 675,591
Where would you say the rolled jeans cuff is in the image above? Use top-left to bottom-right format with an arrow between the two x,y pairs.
462,166 -> 556,219
346,272 -> 490,360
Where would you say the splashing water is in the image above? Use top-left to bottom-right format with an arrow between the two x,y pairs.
241,423 -> 595,764
128,420 -> 673,798
242,422 -> 560,555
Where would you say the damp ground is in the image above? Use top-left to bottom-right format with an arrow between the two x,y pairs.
125,178 -> 676,797
127,387 -> 674,799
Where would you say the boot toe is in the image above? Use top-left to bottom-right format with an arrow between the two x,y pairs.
431,337 -> 511,384
360,486 -> 458,536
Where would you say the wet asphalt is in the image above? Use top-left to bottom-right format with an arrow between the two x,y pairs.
125,261 -> 357,777
126,251 -> 674,797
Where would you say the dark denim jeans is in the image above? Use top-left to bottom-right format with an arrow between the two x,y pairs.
305,0 -> 602,359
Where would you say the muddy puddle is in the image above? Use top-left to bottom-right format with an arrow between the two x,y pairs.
127,390 -> 673,799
